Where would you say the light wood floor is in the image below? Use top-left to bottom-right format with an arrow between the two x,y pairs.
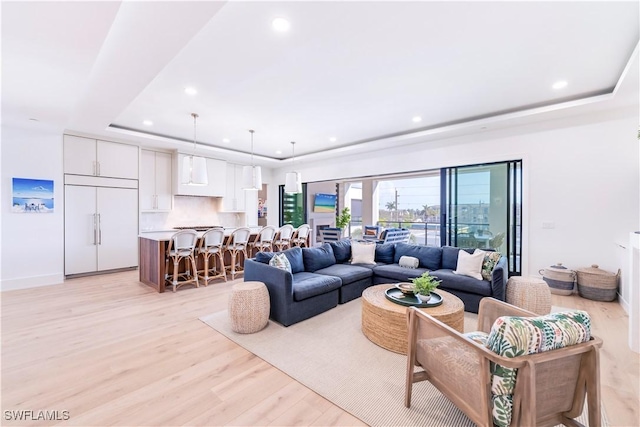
1,270 -> 638,426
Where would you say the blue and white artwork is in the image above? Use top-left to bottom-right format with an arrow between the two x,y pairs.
12,178 -> 54,213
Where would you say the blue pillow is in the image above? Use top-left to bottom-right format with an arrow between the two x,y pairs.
255,251 -> 275,264
282,247 -> 305,273
441,246 -> 460,270
329,239 -> 352,263
375,243 -> 395,264
394,243 -> 442,270
302,243 -> 336,272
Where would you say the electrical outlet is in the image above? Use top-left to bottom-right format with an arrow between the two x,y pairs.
542,222 -> 555,229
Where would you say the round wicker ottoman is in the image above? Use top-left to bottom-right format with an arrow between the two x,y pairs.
506,276 -> 552,315
228,281 -> 270,333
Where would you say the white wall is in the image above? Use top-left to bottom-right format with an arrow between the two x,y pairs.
272,108 -> 639,289
1,125 -> 65,290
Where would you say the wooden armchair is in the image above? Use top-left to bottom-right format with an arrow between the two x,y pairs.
405,298 -> 602,427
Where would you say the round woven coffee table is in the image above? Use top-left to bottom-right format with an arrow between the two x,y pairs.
361,284 -> 464,354
228,281 -> 270,333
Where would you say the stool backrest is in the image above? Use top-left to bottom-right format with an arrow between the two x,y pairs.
200,227 -> 225,250
169,229 -> 198,252
278,224 -> 294,240
257,226 -> 276,242
227,227 -> 251,249
295,224 -> 310,239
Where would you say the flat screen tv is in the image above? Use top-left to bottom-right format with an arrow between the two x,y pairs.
313,193 -> 337,213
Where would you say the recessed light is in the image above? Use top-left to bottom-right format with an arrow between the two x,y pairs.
184,86 -> 198,96
412,116 -> 422,123
329,137 -> 337,142
143,120 -> 153,126
552,80 -> 568,90
272,17 -> 290,32
222,138 -> 230,143
275,150 -> 282,155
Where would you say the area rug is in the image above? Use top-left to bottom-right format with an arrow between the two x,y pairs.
200,300 -> 604,427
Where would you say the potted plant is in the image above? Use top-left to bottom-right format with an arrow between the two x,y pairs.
335,207 -> 351,235
410,272 -> 442,302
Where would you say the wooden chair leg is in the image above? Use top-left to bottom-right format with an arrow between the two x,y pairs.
218,252 -> 227,282
190,255 -> 199,288
202,254 -> 209,286
172,258 -> 179,292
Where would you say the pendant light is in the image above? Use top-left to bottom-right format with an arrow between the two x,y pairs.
242,129 -> 263,190
284,141 -> 302,194
181,113 -> 208,186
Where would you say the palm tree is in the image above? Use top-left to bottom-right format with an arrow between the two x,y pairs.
385,201 -> 396,211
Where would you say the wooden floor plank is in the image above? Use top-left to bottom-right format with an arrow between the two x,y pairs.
1,271 -> 638,426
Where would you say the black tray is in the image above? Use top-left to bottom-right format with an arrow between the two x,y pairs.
385,287 -> 443,308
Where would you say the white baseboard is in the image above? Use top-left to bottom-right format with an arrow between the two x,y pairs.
618,291 -> 630,315
1,273 -> 64,291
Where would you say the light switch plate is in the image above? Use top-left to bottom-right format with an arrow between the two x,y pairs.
542,222 -> 555,229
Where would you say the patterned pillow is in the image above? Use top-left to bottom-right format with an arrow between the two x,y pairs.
486,311 -> 591,427
463,331 -> 489,346
268,253 -> 291,273
477,249 -> 502,281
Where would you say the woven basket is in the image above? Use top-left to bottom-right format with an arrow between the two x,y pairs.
576,264 -> 620,302
539,263 -> 576,296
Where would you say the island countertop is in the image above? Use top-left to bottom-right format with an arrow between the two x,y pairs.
138,227 -> 262,292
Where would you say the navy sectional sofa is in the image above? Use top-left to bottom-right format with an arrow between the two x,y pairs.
243,241 -> 507,326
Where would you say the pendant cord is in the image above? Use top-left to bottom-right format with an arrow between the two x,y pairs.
291,141 -> 296,172
249,130 -> 255,166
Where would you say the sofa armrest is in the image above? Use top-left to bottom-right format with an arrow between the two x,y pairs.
244,259 -> 294,323
490,256 -> 508,301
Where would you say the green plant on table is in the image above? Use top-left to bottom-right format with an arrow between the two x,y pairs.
336,207 -> 351,230
410,272 -> 441,296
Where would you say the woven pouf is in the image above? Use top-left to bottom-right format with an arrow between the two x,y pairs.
228,281 -> 270,333
506,276 -> 552,315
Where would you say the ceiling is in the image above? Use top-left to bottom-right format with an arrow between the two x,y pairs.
2,1 -> 639,167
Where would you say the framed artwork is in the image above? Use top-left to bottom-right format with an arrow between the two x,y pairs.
12,178 -> 54,213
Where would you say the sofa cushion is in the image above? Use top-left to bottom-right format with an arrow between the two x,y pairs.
255,251 -> 275,264
453,249 -> 484,280
394,243 -> 442,270
351,241 -> 376,264
441,246 -> 460,270
314,263 -> 373,285
373,264 -> 429,282
292,272 -> 342,302
329,239 -> 352,263
302,243 -> 336,272
486,310 -> 591,427
269,253 -> 291,273
430,269 -> 493,296
375,243 -> 395,264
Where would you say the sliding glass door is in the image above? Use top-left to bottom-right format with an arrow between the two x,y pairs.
279,184 -> 307,227
443,160 -> 521,275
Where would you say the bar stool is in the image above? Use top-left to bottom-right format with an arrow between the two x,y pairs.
197,227 -> 227,285
165,229 -> 199,292
291,223 -> 311,247
274,224 -> 294,251
224,227 -> 251,280
249,225 -> 276,254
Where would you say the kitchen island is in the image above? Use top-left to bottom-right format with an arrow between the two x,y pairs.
139,228 -> 261,293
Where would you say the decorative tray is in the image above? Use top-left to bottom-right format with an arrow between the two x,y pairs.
385,287 -> 443,308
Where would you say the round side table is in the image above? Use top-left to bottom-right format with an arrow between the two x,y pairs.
506,276 -> 552,315
228,281 -> 270,333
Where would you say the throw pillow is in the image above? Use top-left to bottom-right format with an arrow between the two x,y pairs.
475,249 -> 502,281
453,249 -> 484,280
374,243 -> 395,264
255,251 -> 275,264
329,239 -> 352,263
268,253 -> 291,273
365,229 -> 377,236
351,241 -> 376,265
399,255 -> 419,269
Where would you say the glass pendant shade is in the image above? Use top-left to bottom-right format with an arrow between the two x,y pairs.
241,165 -> 262,190
181,112 -> 208,186
182,155 -> 208,185
284,171 -> 302,194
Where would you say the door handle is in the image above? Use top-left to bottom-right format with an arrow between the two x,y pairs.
93,213 -> 97,245
98,213 -> 102,245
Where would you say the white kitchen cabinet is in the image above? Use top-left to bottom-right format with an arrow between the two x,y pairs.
223,163 -> 247,211
64,184 -> 139,276
64,134 -> 138,179
140,150 -> 172,212
173,152 -> 226,197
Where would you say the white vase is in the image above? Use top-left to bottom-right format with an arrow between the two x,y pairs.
417,293 -> 432,303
